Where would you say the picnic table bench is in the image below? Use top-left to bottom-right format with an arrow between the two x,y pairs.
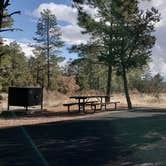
63,101 -> 96,113
93,101 -> 120,110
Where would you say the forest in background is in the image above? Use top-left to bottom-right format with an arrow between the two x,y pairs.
0,38 -> 165,98
0,0 -> 165,108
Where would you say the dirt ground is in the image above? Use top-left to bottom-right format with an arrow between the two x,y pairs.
0,92 -> 166,166
0,92 -> 166,129
0,105 -> 124,129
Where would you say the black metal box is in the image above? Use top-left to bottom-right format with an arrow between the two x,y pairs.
8,87 -> 43,110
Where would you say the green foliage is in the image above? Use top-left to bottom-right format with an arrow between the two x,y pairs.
65,58 -> 107,92
0,41 -> 32,91
0,39 -> 65,92
28,49 -> 47,87
69,42 -> 108,92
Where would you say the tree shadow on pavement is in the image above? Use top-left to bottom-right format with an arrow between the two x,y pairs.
0,108 -> 109,119
133,107 -> 166,113
0,110 -> 166,165
0,120 -> 131,166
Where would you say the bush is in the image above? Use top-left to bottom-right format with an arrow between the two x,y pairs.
57,76 -> 79,94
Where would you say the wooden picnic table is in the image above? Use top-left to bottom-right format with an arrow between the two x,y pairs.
70,95 -> 111,112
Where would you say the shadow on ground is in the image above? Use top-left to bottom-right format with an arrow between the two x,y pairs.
0,109 -> 166,165
0,109 -> 86,119
0,106 -> 165,119
0,107 -> 123,119
133,107 -> 166,113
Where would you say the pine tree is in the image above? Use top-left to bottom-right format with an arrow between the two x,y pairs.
111,0 -> 160,109
72,0 -> 160,109
28,49 -> 47,87
33,9 -> 64,90
0,0 -> 20,32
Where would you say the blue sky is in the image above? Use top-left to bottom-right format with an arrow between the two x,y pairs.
2,0 -> 79,60
1,0 -> 166,77
3,0 -> 72,38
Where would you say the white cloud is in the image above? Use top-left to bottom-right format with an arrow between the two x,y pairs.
80,4 -> 98,19
19,42 -> 34,58
150,43 -> 166,76
139,0 -> 166,77
60,25 -> 90,45
32,3 -> 98,24
139,0 -> 166,28
33,3 -> 78,25
3,38 -> 34,58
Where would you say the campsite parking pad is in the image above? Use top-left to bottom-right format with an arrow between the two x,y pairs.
0,108 -> 166,166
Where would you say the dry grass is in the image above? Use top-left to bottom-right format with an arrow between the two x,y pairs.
0,91 -> 121,128
114,92 -> 166,108
0,91 -> 166,129
1,91 -> 166,111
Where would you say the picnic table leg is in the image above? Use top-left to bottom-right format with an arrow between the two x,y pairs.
90,103 -> 96,113
8,103 -> 10,111
26,106 -> 28,112
100,97 -> 103,110
78,99 -> 81,112
115,103 -> 117,110
83,99 -> 86,113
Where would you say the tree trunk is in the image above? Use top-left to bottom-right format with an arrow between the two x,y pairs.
0,1 -> 4,29
11,50 -> 15,86
46,17 -> 50,90
47,53 -> 50,90
36,69 -> 39,85
106,64 -> 112,102
0,55 -> 2,67
122,64 -> 132,109
89,64 -> 93,89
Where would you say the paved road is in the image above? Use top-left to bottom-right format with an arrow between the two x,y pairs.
0,108 -> 166,166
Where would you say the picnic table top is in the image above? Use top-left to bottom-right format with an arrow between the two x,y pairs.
70,95 -> 112,99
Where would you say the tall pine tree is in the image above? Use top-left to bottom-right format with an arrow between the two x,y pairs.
33,9 -> 64,90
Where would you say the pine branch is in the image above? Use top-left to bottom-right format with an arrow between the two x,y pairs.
0,28 -> 22,32
4,0 -> 10,8
4,11 -> 21,18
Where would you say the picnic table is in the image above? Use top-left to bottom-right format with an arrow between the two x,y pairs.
63,95 -> 120,113
70,95 -> 107,112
